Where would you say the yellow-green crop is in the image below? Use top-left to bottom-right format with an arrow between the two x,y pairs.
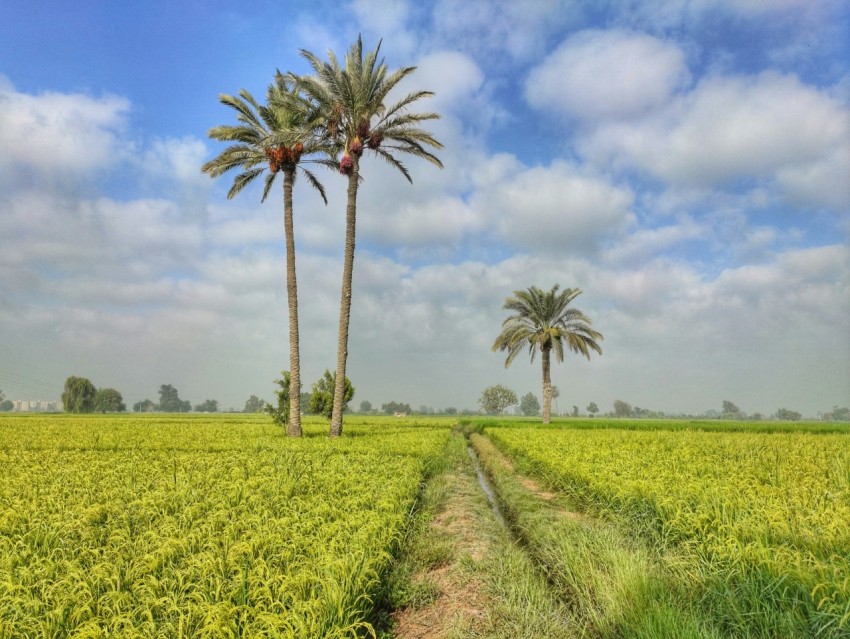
488,426 -> 850,637
0,414 -> 450,637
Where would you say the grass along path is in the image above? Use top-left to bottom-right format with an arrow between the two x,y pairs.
382,430 -> 572,638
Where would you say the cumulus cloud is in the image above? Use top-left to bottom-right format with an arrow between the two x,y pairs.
478,161 -> 635,253
578,71 -> 849,207
0,79 -> 129,182
526,29 -> 690,121
431,0 -> 579,62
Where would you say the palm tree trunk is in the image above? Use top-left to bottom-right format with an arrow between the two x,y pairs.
330,157 -> 360,437
283,169 -> 302,437
542,347 -> 552,425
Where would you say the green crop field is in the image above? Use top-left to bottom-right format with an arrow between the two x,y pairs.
2,414 -> 849,638
487,423 -> 850,637
0,414 -> 451,638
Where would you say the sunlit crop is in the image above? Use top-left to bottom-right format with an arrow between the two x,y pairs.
0,414 -> 450,637
488,426 -> 850,636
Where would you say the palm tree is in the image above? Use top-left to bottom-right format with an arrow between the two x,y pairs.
297,36 -> 443,436
492,285 -> 603,425
201,74 -> 329,437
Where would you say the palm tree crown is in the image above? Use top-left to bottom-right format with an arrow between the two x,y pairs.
201,73 -> 330,202
493,285 -> 603,424
296,36 -> 443,179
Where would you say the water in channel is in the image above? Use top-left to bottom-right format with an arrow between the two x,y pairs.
467,445 -> 507,527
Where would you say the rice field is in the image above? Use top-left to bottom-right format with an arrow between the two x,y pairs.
487,424 -> 850,637
0,414 -> 451,638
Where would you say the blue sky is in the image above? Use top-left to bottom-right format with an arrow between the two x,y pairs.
1,0 -> 848,416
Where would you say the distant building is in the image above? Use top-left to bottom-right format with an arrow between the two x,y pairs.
12,400 -> 61,412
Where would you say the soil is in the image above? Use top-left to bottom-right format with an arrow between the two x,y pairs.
391,470 -> 494,638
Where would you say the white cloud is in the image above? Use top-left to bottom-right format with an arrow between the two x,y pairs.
478,161 -> 635,253
0,80 -> 129,180
579,71 -> 850,204
431,0 -> 579,61
526,29 -> 690,121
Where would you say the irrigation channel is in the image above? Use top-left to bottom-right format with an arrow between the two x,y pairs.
466,445 -> 507,527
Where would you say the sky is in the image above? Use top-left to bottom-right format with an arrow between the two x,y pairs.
1,0 -> 848,417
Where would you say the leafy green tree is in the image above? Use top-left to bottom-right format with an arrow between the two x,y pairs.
266,371 -> 295,428
0,400 -> 12,412
309,370 -> 354,421
519,392 -> 540,416
244,395 -> 266,413
158,384 -> 190,413
775,407 -> 802,421
94,388 -> 126,413
572,405 -> 580,417
297,36 -> 443,436
381,401 -> 412,415
492,285 -> 603,424
133,399 -> 156,412
614,399 -> 633,417
832,406 -> 850,421
202,75 -> 329,438
359,400 -> 372,413
479,385 -> 518,415
62,376 -> 96,413
587,402 -> 599,417
194,399 -> 219,413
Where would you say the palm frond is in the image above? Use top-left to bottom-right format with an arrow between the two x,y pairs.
300,167 -> 328,204
227,167 -> 266,199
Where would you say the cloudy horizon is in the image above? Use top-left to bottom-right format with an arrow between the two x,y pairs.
1,0 -> 848,417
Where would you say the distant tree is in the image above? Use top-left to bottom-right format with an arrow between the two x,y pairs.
244,395 -> 266,413
613,399 -> 633,418
831,406 -> 850,421
775,407 -> 802,421
309,370 -> 354,421
360,400 -> 373,413
133,399 -> 156,412
444,407 -> 458,415
300,392 -> 312,413
721,400 -> 740,415
587,402 -> 599,417
0,399 -> 12,412
266,371 -> 293,429
62,376 -> 97,413
492,285 -> 603,424
94,388 -> 126,413
158,384 -> 190,413
0,389 -> 4,403
572,405 -> 580,417
194,399 -> 219,413
479,385 -> 518,415
382,401 -> 412,415
519,392 -> 541,416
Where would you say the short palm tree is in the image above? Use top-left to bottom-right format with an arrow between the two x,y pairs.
492,285 -> 603,424
201,75 -> 329,437
297,36 -> 443,436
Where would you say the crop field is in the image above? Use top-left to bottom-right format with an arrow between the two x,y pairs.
487,424 -> 850,637
0,414 -> 451,638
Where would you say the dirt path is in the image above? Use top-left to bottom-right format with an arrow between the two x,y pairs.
391,465 -> 496,638
390,434 -> 576,638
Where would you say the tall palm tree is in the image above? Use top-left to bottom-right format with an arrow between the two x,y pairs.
201,75 -> 329,437
492,285 -> 603,425
297,36 -> 443,436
